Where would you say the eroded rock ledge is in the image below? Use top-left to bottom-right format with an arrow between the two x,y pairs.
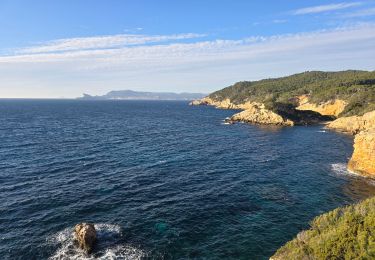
230,103 -> 294,126
326,110 -> 375,134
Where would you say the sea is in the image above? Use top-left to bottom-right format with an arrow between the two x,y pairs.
1,99 -> 375,260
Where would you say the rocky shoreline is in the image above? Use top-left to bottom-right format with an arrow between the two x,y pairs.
190,97 -> 375,178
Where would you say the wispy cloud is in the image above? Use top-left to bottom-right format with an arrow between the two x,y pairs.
16,33 -> 205,54
0,24 -> 374,97
342,7 -> 375,17
293,2 -> 362,15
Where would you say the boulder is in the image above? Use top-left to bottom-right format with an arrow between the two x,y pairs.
74,223 -> 97,254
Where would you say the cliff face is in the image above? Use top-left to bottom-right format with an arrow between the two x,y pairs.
326,110 -> 375,134
326,110 -> 375,177
296,95 -> 347,117
348,129 -> 375,177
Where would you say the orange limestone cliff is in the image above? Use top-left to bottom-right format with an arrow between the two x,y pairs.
326,110 -> 375,134
348,129 -> 375,177
296,95 -> 347,117
327,110 -> 375,177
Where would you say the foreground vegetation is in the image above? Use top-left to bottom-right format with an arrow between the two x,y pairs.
272,196 -> 375,259
209,70 -> 375,117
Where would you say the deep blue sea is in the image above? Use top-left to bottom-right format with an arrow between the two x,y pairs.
1,100 -> 375,260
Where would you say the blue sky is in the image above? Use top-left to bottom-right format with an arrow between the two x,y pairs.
1,0 -> 375,98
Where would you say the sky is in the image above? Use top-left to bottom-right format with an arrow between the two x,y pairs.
0,1 -> 375,98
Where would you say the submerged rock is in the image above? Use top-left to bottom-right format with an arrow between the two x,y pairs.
74,223 -> 97,254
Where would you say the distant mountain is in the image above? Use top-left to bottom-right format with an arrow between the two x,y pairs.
78,90 -> 206,100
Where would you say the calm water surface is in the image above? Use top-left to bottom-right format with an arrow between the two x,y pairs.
1,100 -> 375,259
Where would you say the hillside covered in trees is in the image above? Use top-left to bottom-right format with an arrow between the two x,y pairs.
209,70 -> 375,117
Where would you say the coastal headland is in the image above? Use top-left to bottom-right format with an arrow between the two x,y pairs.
191,70 -> 375,177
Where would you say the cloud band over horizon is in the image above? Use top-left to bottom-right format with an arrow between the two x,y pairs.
0,24 -> 374,98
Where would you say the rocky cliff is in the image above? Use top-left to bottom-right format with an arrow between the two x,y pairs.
296,95 -> 347,117
327,111 -> 375,176
348,129 -> 375,177
326,110 -> 375,134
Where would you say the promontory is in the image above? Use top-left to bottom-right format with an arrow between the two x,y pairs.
191,70 -> 375,177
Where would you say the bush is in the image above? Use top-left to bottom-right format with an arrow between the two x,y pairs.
271,196 -> 375,259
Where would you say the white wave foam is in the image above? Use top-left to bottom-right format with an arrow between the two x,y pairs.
48,223 -> 145,260
317,130 -> 326,133
331,163 -> 375,185
331,163 -> 350,175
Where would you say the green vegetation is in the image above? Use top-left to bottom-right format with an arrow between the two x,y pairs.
209,70 -> 375,116
272,196 -> 375,260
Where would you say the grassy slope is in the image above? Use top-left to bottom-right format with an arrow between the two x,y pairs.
209,70 -> 375,117
272,196 -> 375,259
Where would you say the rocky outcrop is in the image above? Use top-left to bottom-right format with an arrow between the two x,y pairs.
75,223 -> 97,254
296,95 -> 347,117
189,97 -> 259,109
230,103 -> 294,126
326,110 -> 375,134
190,97 -> 240,109
191,97 -> 333,126
348,129 -> 375,177
327,110 -> 375,177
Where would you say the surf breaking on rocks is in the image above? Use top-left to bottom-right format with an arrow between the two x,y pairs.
48,223 -> 146,259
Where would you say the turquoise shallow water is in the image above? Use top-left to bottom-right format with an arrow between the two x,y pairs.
1,100 -> 375,259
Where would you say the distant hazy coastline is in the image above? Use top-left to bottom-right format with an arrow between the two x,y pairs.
78,90 -> 206,101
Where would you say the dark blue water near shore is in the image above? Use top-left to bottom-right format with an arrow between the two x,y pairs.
1,100 -> 375,260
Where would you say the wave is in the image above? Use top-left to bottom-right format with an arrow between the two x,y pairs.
48,223 -> 145,260
331,163 -> 351,176
330,163 -> 375,185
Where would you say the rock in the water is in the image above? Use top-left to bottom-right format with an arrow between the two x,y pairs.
74,223 -> 97,254
230,104 -> 294,126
